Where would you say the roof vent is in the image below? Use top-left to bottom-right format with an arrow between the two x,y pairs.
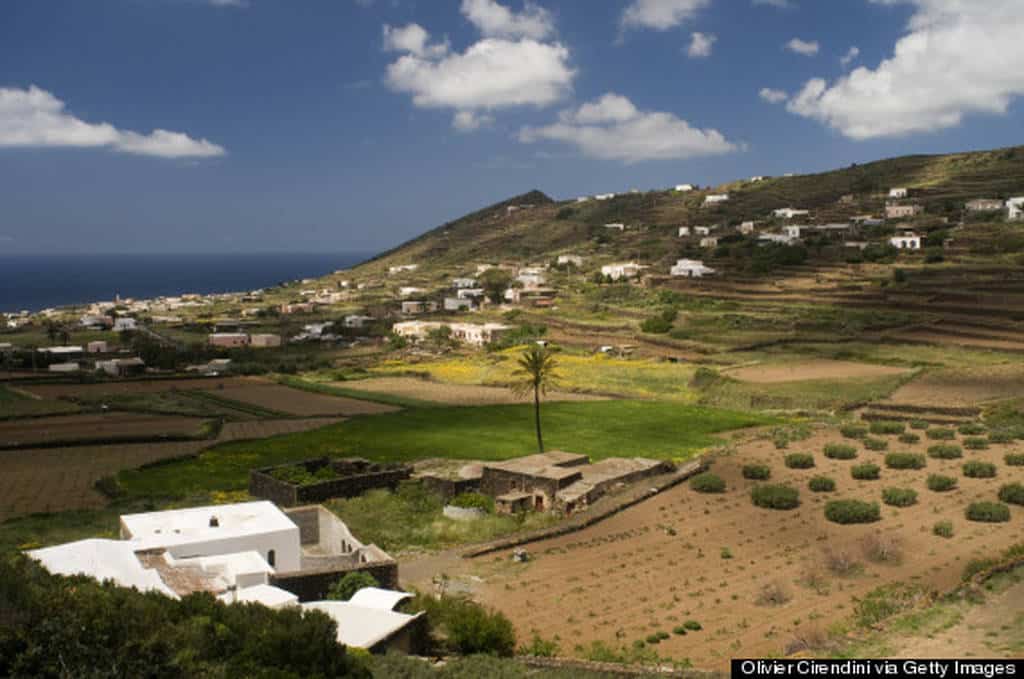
209,516 -> 219,528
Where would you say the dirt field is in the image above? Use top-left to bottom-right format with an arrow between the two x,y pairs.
0,412 -> 209,447
723,360 -> 910,384
204,382 -> 399,416
460,426 -> 1024,670
887,365 -> 1024,407
338,377 -> 606,406
0,417 -> 341,522
21,377 -> 255,399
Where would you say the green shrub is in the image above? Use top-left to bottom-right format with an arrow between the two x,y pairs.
926,474 -> 957,492
689,472 -> 726,493
882,488 -> 918,507
824,444 -> 857,460
840,424 -> 868,440
885,452 -> 926,470
963,437 -> 989,450
683,620 -> 702,631
928,444 -> 963,459
809,476 -> 836,493
784,453 -> 815,470
898,433 -> 921,444
998,483 -> 1024,506
327,571 -> 380,601
644,634 -> 662,644
640,317 -> 673,334
413,595 -> 517,656
450,492 -> 495,513
989,431 -> 1015,444
518,633 -> 560,657
958,422 -> 987,436
965,502 -> 1011,523
962,461 -> 997,478
863,437 -> 888,451
672,626 -> 688,636
851,463 -> 881,480
742,464 -> 771,480
751,484 -> 800,510
933,521 -> 954,538
927,428 -> 956,440
1005,453 -> 1024,466
870,421 -> 905,435
909,419 -> 930,430
825,499 -> 881,524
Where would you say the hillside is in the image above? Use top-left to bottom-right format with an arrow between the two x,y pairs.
353,144 -> 1024,276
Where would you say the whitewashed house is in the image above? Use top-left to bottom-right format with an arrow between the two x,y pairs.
700,237 -> 719,249
694,226 -> 712,236
601,262 -> 643,281
674,184 -> 694,192
400,300 -> 437,315
890,232 -> 922,250
576,196 -> 590,203
392,321 -> 509,347
677,226 -> 691,237
759,233 -> 799,245
594,193 -> 616,201
750,176 -> 765,182
343,315 -> 374,329
303,589 -> 424,652
783,225 -> 803,239
444,297 -> 475,312
773,208 -> 809,219
557,254 -> 584,267
451,278 -> 477,289
703,194 -> 729,206
889,188 -> 909,199
965,198 -> 1004,212
603,223 -> 625,231
388,264 -> 419,275
113,317 -> 138,332
399,287 -> 424,298
886,204 -> 924,219
739,221 -> 756,234
1007,197 -> 1024,221
670,259 -> 715,278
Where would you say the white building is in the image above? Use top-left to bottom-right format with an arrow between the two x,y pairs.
773,208 -> 810,219
1007,197 -> 1024,221
889,188 -> 909,199
703,194 -> 729,206
700,237 -> 719,249
783,225 -> 803,239
48,362 -> 80,373
886,204 -> 924,219
674,184 -> 694,192
603,223 -> 625,231
594,193 -> 616,201
399,287 -> 424,298
678,226 -> 691,237
249,334 -> 282,348
694,226 -> 712,236
600,262 -> 643,281
890,232 -> 922,250
388,264 -> 419,275
759,233 -> 799,245
303,588 -> 424,651
456,288 -> 484,300
392,321 -> 510,347
87,340 -> 109,353
444,297 -> 475,312
113,317 -> 138,332
557,254 -> 584,267
576,196 -> 590,203
451,277 -> 477,289
343,315 -> 374,329
670,259 -> 715,278
750,176 -> 765,182
400,300 -> 437,315
965,198 -> 1005,212
739,221 -> 757,234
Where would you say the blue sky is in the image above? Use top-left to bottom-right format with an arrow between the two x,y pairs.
1,0 -> 1022,254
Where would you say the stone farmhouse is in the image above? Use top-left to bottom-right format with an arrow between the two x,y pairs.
886,204 -> 924,219
966,198 -> 1005,212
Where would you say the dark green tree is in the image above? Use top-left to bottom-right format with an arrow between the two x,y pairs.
510,344 -> 559,453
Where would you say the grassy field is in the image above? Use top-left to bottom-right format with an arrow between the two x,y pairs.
0,385 -> 81,419
116,400 -> 773,499
698,372 -> 913,412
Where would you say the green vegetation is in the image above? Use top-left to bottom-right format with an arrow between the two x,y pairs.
826,500 -> 881,524
117,400 -> 771,499
962,461 -> 997,479
508,344 -> 559,453
851,463 -> 881,480
809,476 -> 836,493
1006,453 -> 1024,466
927,474 -> 958,492
882,488 -> 918,507
933,521 -> 954,538
784,453 -> 815,469
840,424 -> 869,440
863,437 -> 888,451
927,428 -> 956,441
963,436 -> 989,450
268,463 -> 340,486
824,443 -> 858,460
870,421 -> 905,435
965,502 -> 1011,523
909,419 -> 930,430
958,422 -> 987,436
408,594 -> 516,657
449,492 -> 495,513
742,463 -> 771,480
750,484 -> 800,510
898,432 -> 920,445
853,584 -> 928,629
998,483 -> 1024,506
928,444 -> 963,459
326,571 -> 379,601
885,452 -> 926,470
689,472 -> 726,493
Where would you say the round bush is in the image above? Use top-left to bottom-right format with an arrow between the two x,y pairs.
742,464 -> 771,480
1005,453 -> 1024,466
962,461 -> 997,479
689,472 -> 726,494
851,463 -> 881,480
965,502 -> 1010,523
824,444 -> 857,460
751,484 -> 800,510
672,626 -> 688,636
926,474 -> 957,492
882,487 -> 918,507
910,419 -> 930,430
825,499 -> 881,524
840,424 -> 868,440
450,492 -> 495,512
683,620 -> 702,631
885,452 -> 926,470
785,453 -> 815,470
809,476 -> 836,493
863,437 -> 889,451
928,444 -> 963,459
998,483 -> 1024,506
958,422 -> 986,436
898,432 -> 921,445
870,421 -> 905,435
927,428 -> 956,440
933,520 -> 954,538
988,431 -> 1015,444
963,437 -> 989,450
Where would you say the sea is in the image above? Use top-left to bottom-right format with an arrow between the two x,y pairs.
0,252 -> 373,313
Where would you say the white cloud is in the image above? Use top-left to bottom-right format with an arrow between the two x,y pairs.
840,46 -> 860,67
785,38 -> 819,56
787,0 -> 1024,139
452,110 -> 495,131
0,86 -> 225,159
752,0 -> 794,8
383,24 -> 449,58
460,0 -> 554,40
687,32 -> 716,58
759,87 -> 789,104
621,0 -> 710,31
518,92 -> 738,164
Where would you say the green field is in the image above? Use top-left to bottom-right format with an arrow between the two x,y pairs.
0,385 -> 80,419
116,400 -> 773,499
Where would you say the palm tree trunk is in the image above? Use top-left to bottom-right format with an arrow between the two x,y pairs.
534,384 -> 544,453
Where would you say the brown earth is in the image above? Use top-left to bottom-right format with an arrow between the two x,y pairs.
204,382 -> 400,416
887,365 -> 1024,407
22,377 -> 255,399
453,426 -> 1024,671
0,412 -> 209,447
723,360 -> 910,384
337,377 -> 606,406
0,417 -> 341,522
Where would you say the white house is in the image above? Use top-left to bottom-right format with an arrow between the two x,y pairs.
557,254 -> 584,267
399,287 -> 424,298
303,589 -> 424,652
400,300 -> 437,315
443,297 -> 475,312
456,288 -> 484,300
700,237 -> 719,249
739,221 -> 756,234
773,208 -> 809,219
670,259 -> 715,278
87,340 -> 109,353
759,233 -> 799,245
48,362 -> 80,373
886,204 -> 924,219
516,268 -> 546,287
343,315 -> 374,329
783,225 -> 803,239
576,196 -> 590,203
451,277 -> 477,289
674,184 -> 694,192
603,223 -> 625,231
694,226 -> 712,236
890,232 -> 922,250
392,321 -> 510,347
600,262 -> 643,281
703,194 -> 729,206
113,317 -> 138,332
677,226 -> 691,237
965,198 -> 1004,213
594,193 -> 616,201
1007,197 -> 1024,221
388,264 -> 419,275
750,176 -> 765,182
889,188 -> 909,199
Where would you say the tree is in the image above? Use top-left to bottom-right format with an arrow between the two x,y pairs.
44,321 -> 59,344
478,269 -> 513,305
327,571 -> 380,601
509,344 -> 559,453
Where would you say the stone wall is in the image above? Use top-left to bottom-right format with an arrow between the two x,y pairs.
250,457 -> 412,507
283,506 -> 321,545
270,560 -> 399,602
418,475 -> 480,501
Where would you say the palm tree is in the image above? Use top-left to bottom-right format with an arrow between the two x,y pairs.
510,344 -> 559,453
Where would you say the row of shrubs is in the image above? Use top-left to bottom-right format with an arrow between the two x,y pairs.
842,421 -> 1019,446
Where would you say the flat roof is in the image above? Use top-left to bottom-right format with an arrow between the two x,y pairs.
121,501 -> 296,549
485,451 -> 588,475
29,539 -> 177,599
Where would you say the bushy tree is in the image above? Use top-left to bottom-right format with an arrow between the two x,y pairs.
327,571 -> 380,602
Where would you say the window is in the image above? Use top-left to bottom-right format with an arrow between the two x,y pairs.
267,550 -> 276,567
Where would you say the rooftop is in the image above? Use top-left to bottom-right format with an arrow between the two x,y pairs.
121,500 -> 297,550
484,451 -> 589,475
